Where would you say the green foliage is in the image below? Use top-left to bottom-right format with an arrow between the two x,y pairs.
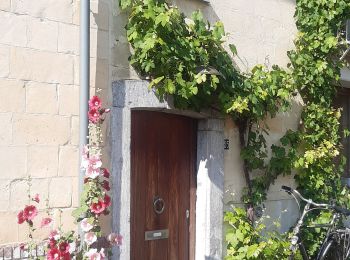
122,0 -> 350,258
224,208 -> 290,259
287,0 -> 350,257
125,0 -> 242,110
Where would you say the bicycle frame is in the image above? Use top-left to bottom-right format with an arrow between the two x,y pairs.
282,186 -> 341,260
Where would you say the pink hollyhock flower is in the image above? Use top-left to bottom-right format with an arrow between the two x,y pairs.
47,248 -> 60,260
102,180 -> 110,191
33,193 -> 40,203
84,232 -> 97,245
23,205 -> 38,221
89,96 -> 102,110
88,108 -> 101,124
17,210 -> 25,224
40,217 -> 53,228
80,218 -> 93,232
104,195 -> 111,208
101,168 -> 110,178
90,200 -> 106,215
58,241 -> 70,254
108,233 -> 123,246
84,155 -> 102,179
85,248 -> 105,260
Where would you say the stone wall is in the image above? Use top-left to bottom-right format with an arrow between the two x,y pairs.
0,0 -> 118,243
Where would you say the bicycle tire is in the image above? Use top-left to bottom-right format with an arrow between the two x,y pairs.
318,239 -> 348,260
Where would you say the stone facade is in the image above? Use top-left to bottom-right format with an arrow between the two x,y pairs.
0,0 -> 305,255
0,0 -> 116,243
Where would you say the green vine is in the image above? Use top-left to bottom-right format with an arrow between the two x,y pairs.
121,0 -> 350,257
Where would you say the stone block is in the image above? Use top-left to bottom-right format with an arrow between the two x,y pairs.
73,0 -> 110,31
10,47 -> 74,84
91,28 -> 109,59
13,114 -> 70,145
71,177 -> 79,207
0,11 -> 27,47
58,23 -> 79,55
58,145 -> 79,177
111,65 -> 140,81
90,1 -> 109,31
0,44 -> 10,77
0,146 -> 26,179
10,178 -> 49,211
49,177 -> 72,208
58,85 -> 79,115
75,57 -> 109,88
53,208 -> 77,233
0,213 -> 18,243
0,113 -> 12,145
71,116 -> 79,145
27,17 -> 58,52
26,82 -> 58,114
27,146 -> 58,178
12,0 -> 73,23
0,180 -> 10,212
0,78 -> 25,113
0,0 -> 10,11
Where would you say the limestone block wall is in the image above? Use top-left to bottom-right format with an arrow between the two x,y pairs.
0,0 -> 301,245
0,0 -> 117,244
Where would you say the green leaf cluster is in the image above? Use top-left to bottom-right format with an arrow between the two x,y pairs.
224,208 -> 291,259
124,0 -> 242,110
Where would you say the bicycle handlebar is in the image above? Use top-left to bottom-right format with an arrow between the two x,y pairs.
281,185 -> 350,215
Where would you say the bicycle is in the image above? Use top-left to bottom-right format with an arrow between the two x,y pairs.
281,185 -> 350,259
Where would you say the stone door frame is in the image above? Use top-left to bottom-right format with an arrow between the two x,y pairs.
110,80 -> 224,260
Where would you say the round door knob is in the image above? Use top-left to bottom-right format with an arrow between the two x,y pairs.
153,196 -> 165,214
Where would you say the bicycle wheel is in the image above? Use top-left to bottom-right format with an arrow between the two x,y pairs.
318,234 -> 350,260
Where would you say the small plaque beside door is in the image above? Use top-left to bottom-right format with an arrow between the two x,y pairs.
145,229 -> 169,241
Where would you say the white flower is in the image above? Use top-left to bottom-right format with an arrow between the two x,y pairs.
84,232 -> 97,245
81,218 -> 94,232
69,242 -> 76,254
184,18 -> 195,27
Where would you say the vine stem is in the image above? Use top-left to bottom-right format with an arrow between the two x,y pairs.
238,120 -> 254,222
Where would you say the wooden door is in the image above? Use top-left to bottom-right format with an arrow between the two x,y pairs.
131,111 -> 196,260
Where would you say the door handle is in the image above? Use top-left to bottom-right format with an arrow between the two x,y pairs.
153,196 -> 165,214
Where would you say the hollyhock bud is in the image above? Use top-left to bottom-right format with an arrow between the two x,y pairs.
104,194 -> 111,208
33,194 -> 40,203
101,168 -> 110,178
102,180 -> 110,191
